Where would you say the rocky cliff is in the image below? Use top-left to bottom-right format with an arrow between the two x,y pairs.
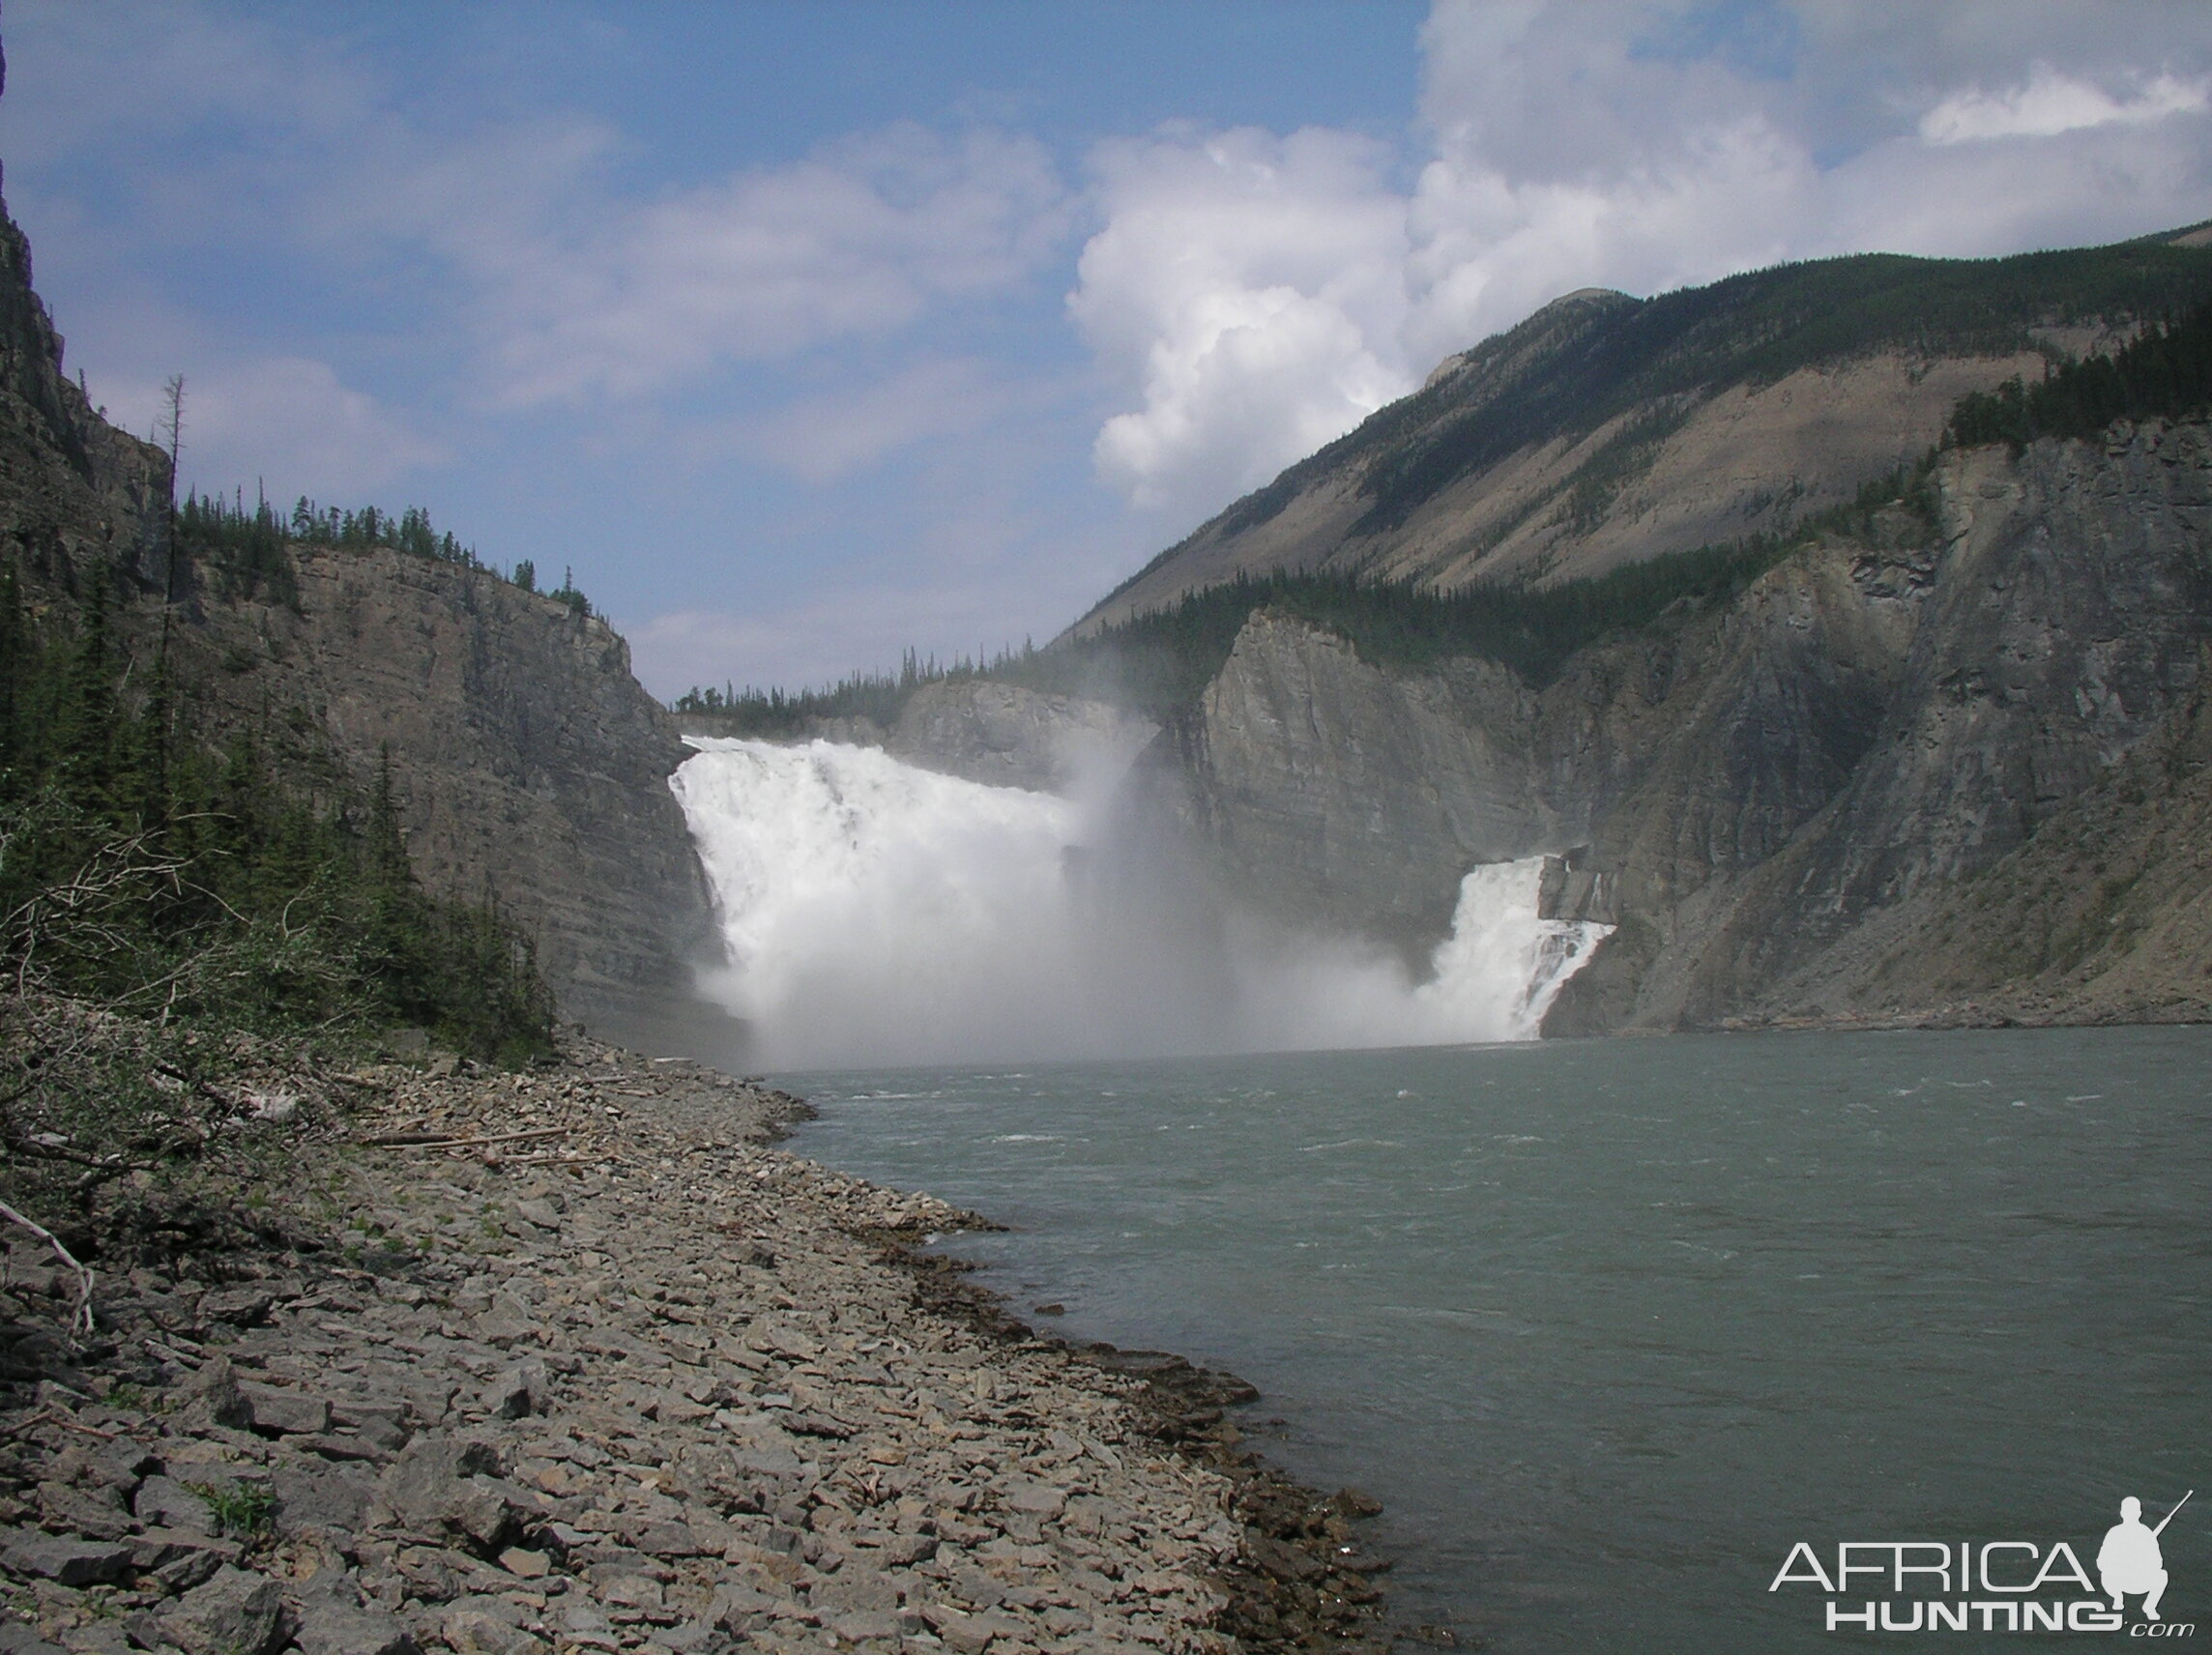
1146,419 -> 2212,1031
182,551 -> 716,1031
0,185 -> 713,1035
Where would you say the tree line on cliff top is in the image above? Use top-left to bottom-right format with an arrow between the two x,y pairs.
0,555 -> 558,1065
177,489 -> 593,619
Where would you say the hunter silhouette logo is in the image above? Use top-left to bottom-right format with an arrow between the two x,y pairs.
2101,1492 -> 2190,1624
1769,1490 -> 2196,1635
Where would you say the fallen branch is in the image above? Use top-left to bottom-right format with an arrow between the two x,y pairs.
5,1406 -> 116,1441
356,1125 -> 573,1149
0,1200 -> 95,1338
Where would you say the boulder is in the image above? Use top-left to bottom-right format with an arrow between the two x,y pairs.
0,1531 -> 133,1585
241,1382 -> 332,1437
157,1566 -> 289,1655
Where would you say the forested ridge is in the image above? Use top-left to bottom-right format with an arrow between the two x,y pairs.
684,271 -> 2212,734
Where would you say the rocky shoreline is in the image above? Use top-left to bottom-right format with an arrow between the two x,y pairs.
0,1035 -> 1394,1655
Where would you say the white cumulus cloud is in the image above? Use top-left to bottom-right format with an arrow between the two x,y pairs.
1920,64 -> 2209,146
1071,1 -> 2212,526
1069,127 -> 1412,518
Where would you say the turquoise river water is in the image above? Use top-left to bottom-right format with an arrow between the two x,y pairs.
780,1028 -> 2211,1652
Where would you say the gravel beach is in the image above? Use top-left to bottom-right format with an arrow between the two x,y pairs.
0,1035 -> 1392,1655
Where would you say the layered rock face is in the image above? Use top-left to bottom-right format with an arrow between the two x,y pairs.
0,189 -> 170,601
200,551 -> 714,1028
1150,420 -> 2212,1031
0,186 -> 712,1031
884,681 -> 1155,793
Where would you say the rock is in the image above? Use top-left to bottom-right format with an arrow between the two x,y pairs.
472,1316 -> 535,1350
0,1625 -> 67,1655
925,1608 -> 1022,1655
594,1574 -> 662,1611
157,1566 -> 290,1655
171,1356 -> 254,1431
127,1526 -> 240,1573
707,1584 -> 776,1633
876,1532 -> 936,1566
626,1521 -> 705,1558
829,1611 -> 900,1644
511,1201 -> 560,1231
331,1401 -> 410,1451
242,1381 -> 332,1436
483,1359 -> 547,1420
560,1601 -> 619,1651
0,1530 -> 133,1585
200,1288 -> 276,1328
34,1481 -> 130,1540
1004,1482 -> 1066,1518
153,1546 -> 226,1594
496,1548 -> 548,1579
133,1476 -> 217,1534
813,1571 -> 896,1614
273,1464 -> 373,1536
884,680 -> 1156,794
376,1437 -> 517,1552
438,1604 -> 543,1655
645,1625 -> 722,1655
293,1599 -> 417,1655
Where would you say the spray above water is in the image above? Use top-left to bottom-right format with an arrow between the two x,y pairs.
671,739 -> 1610,1069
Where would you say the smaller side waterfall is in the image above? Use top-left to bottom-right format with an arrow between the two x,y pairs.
671,739 -> 1613,1067
1423,859 -> 1614,1038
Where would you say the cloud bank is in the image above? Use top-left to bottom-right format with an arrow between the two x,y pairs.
12,1 -> 2212,690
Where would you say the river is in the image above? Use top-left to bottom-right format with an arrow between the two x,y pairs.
783,1028 -> 2211,1651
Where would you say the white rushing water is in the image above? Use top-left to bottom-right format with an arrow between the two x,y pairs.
670,738 -> 1611,1069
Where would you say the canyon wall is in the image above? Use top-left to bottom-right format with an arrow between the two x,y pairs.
1147,420 -> 2212,1031
0,186 -> 713,1032
195,552 -> 715,1030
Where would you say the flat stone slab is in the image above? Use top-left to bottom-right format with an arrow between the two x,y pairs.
292,1599 -> 417,1655
0,1531 -> 134,1585
241,1382 -> 332,1436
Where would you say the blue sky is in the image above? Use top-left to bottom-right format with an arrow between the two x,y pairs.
6,2 -> 2210,697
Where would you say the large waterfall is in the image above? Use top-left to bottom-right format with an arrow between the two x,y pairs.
671,738 -> 1610,1069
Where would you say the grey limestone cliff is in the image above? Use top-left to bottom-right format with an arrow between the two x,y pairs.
1144,419 -> 2212,1031
0,182 -> 713,1032
197,548 -> 715,1030
886,680 -> 1155,792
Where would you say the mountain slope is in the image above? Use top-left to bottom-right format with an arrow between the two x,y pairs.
1080,233 -> 2212,632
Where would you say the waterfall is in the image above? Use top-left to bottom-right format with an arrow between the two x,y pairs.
671,738 -> 1611,1068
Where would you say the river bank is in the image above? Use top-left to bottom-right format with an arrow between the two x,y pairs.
0,1031 -> 1391,1655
